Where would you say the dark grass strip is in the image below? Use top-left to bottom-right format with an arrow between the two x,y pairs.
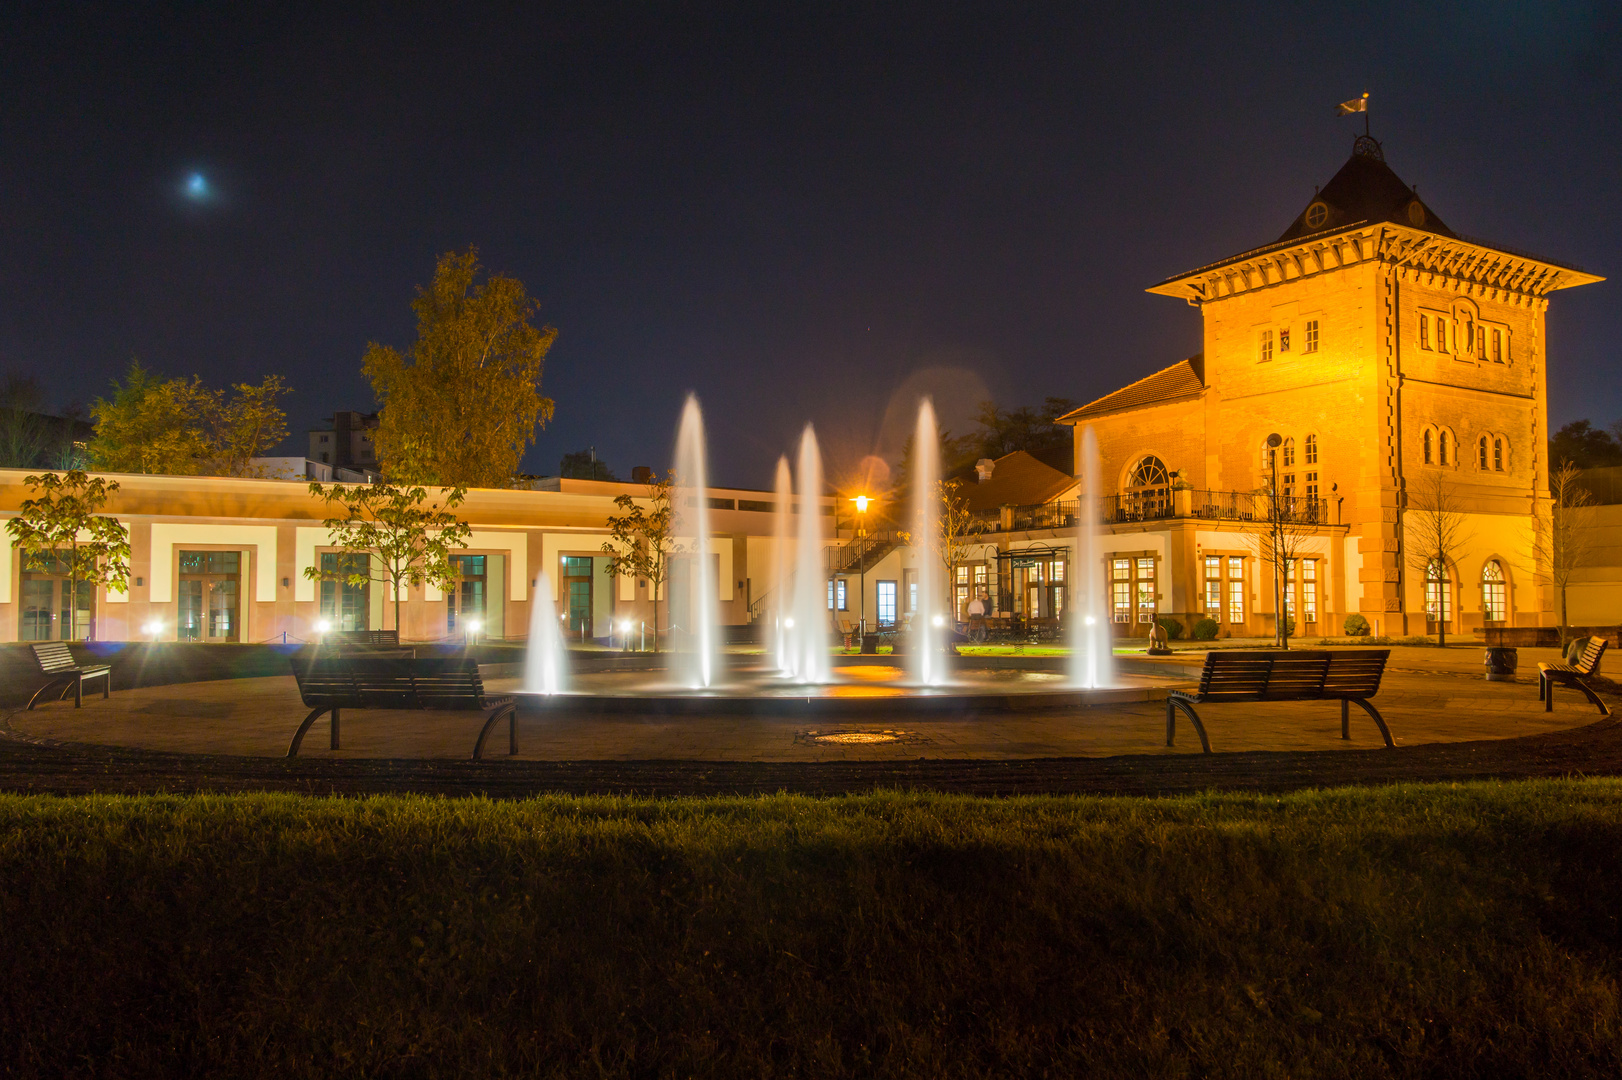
2,780 -> 1621,1078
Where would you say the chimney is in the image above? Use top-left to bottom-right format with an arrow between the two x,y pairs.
975,458 -> 996,483
631,466 -> 653,484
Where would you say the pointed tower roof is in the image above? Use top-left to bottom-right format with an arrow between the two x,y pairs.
1275,136 -> 1454,243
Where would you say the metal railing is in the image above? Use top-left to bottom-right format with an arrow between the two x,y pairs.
972,490 -> 1331,533
827,530 -> 898,574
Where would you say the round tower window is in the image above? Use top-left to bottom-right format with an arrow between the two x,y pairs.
1304,201 -> 1328,228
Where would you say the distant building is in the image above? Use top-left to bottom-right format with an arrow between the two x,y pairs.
308,411 -> 379,470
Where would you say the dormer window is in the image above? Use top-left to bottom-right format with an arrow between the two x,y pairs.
1304,201 -> 1328,229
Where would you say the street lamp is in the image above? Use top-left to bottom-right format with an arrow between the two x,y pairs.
850,494 -> 873,641
1266,432 -> 1286,649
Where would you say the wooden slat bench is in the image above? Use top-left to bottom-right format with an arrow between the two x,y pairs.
1538,639 -> 1609,716
288,656 -> 518,760
27,642 -> 112,709
1166,649 -> 1393,754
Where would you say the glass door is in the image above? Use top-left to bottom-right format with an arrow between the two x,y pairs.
562,556 -> 593,640
448,555 -> 487,635
177,551 -> 240,641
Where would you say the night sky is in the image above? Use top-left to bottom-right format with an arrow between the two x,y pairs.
2,2 -> 1617,490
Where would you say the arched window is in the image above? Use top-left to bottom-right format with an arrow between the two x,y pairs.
1478,435 -> 1489,470
1493,437 -> 1504,471
1261,440 -> 1276,472
1439,429 -> 1451,466
1423,429 -> 1434,464
1425,560 -> 1451,625
1282,437 -> 1295,467
1482,560 -> 1507,623
1126,456 -> 1171,518
1305,434 -> 1318,465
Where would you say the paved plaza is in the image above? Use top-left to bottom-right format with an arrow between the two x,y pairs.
7,646 -> 1603,763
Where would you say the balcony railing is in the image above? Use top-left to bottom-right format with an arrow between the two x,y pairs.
972,489 -> 1331,533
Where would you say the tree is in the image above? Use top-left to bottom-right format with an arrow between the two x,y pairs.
971,397 -> 1079,460
5,471 -> 131,641
560,448 -> 618,481
88,360 -> 291,476
303,480 -> 472,638
88,361 -> 210,475
1405,470 -> 1474,647
365,248 -> 557,488
1548,420 -> 1622,471
1534,461 -> 1598,647
601,473 -> 677,651
1247,474 -> 1321,649
900,478 -> 984,584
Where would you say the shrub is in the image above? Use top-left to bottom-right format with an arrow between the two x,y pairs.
1344,613 -> 1370,636
1155,616 -> 1183,641
1192,617 -> 1220,641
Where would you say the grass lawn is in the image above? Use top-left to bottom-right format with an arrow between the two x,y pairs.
3,781 -> 1620,1078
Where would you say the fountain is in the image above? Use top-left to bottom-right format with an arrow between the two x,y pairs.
1070,425 -> 1114,688
513,395 -> 1150,720
524,570 -> 569,694
672,394 -> 720,689
785,424 -> 832,683
910,398 -> 948,686
771,455 -> 793,675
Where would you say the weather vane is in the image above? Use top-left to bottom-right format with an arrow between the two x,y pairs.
1338,92 -> 1379,159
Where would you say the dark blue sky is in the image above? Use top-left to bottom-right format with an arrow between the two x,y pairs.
1,1 -> 1616,488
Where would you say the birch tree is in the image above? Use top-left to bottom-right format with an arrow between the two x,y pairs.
1405,470 -> 1474,647
1533,461 -> 1598,646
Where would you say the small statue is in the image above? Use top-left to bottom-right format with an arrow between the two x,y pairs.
1147,619 -> 1172,656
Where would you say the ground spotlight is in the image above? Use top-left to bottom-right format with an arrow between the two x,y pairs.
316,619 -> 332,634
931,614 -> 946,628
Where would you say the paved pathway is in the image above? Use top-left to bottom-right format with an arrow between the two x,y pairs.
7,646 -> 1596,762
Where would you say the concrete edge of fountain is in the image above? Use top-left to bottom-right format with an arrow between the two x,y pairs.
511,683 -> 1171,717
484,653 -> 1207,683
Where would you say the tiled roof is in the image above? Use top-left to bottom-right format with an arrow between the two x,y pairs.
959,451 -> 1076,512
1058,356 -> 1204,422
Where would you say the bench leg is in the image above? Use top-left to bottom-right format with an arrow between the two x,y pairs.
26,678 -> 72,711
74,677 -> 83,708
1573,678 -> 1611,717
1545,674 -> 1555,712
473,704 -> 518,761
1341,699 -> 1350,740
288,705 -> 337,757
1349,698 -> 1395,748
1166,698 -> 1212,754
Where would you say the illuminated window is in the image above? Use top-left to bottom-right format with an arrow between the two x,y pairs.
837,579 -> 847,611
1126,456 -> 1172,517
1285,560 -> 1297,626
1419,313 -> 1430,349
828,579 -> 835,610
1135,557 -> 1156,623
1304,320 -> 1319,353
1493,437 -> 1504,471
1282,437 -> 1295,467
1259,330 -> 1273,362
1423,429 -> 1433,464
1112,558 -> 1132,623
1425,560 -> 1451,624
1227,557 -> 1245,624
1279,328 -> 1291,353
1303,560 -> 1318,624
1478,435 -> 1489,470
876,581 -> 897,626
1204,555 -> 1221,616
1482,560 -> 1507,623
1492,328 -> 1503,363
1305,471 -> 1318,499
1305,433 -> 1318,464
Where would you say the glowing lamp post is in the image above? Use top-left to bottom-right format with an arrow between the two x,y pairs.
851,494 -> 873,641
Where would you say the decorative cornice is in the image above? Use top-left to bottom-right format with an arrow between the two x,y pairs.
1149,225 -> 1603,307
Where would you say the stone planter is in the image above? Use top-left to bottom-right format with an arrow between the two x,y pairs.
1484,646 -> 1519,682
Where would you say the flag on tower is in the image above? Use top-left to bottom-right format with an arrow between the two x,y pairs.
1337,93 -> 1369,116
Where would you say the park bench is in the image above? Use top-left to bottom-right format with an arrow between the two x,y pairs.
27,642 -> 112,710
1165,649 -> 1393,754
287,656 -> 517,760
1538,639 -> 1609,716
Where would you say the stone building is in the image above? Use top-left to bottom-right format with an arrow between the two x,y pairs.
1055,134 -> 1602,638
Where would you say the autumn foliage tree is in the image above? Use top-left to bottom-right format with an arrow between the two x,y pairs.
87,361 -> 290,476
365,248 -> 556,488
5,471 -> 131,641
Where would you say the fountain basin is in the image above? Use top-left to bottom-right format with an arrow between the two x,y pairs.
511,665 -> 1172,718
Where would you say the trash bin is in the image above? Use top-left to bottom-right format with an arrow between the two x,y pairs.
1484,646 -> 1518,682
